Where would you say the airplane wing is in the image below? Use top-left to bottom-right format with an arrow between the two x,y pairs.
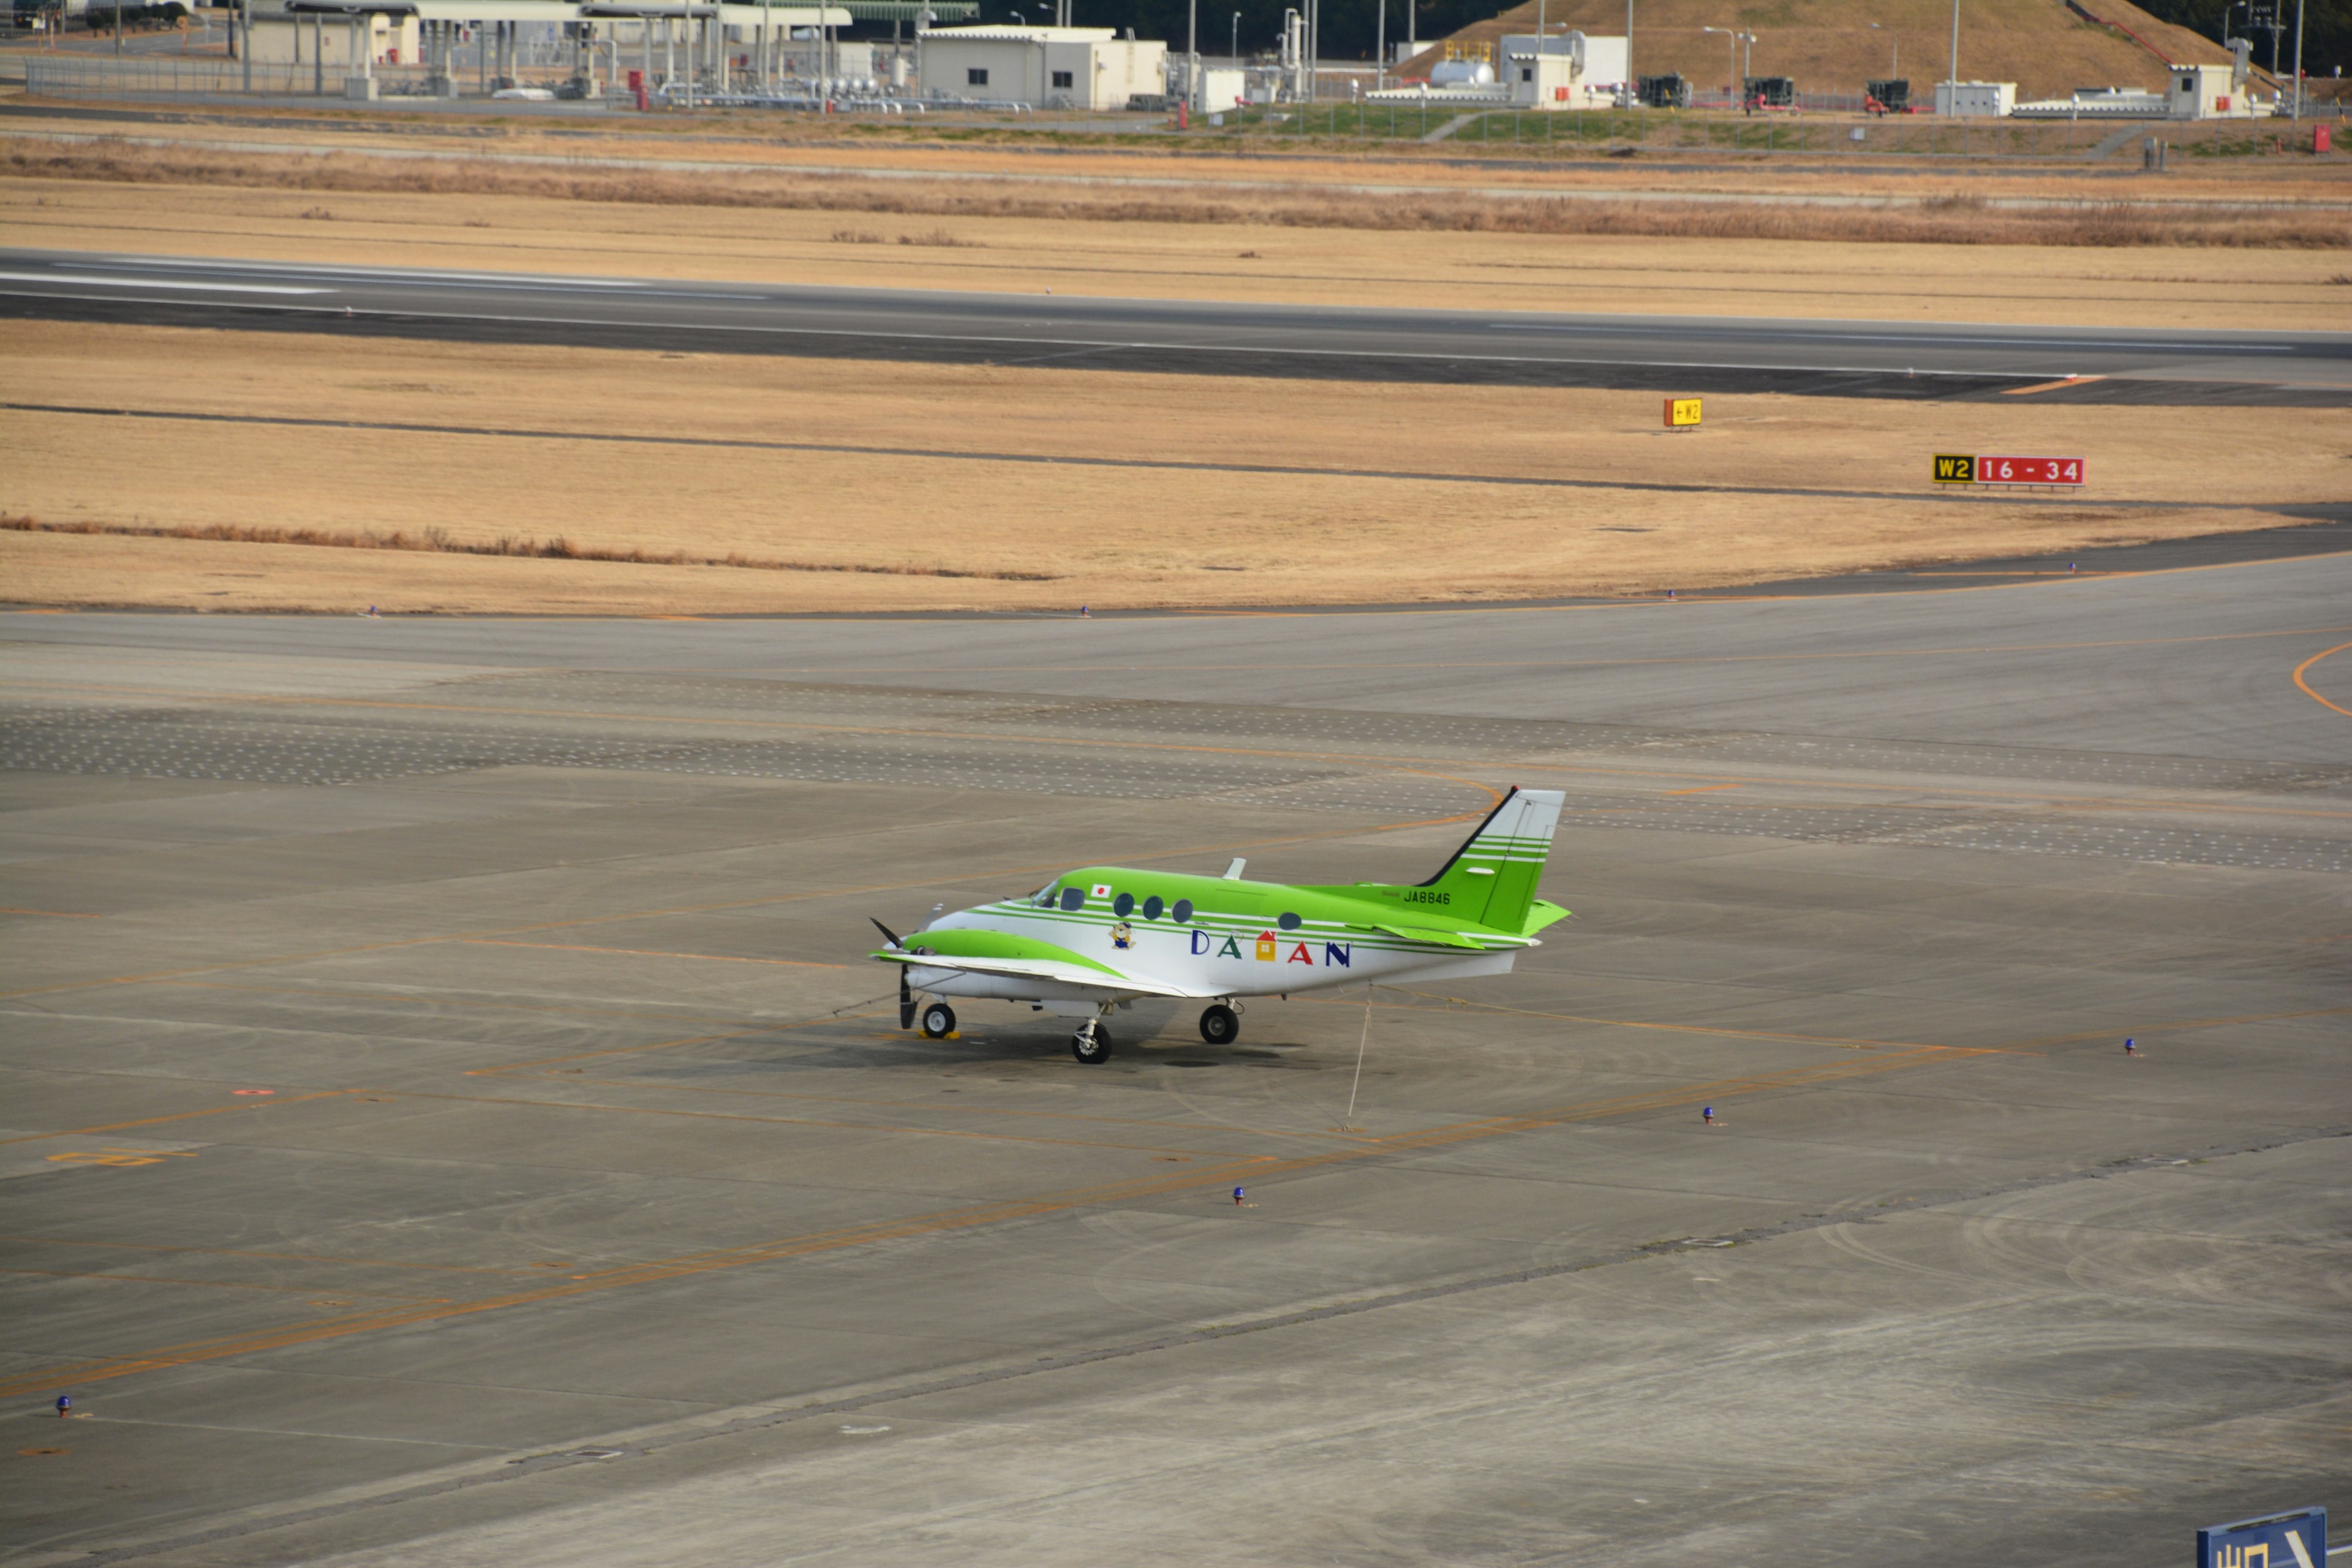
873,947 -> 1210,998
1365,923 -> 1527,950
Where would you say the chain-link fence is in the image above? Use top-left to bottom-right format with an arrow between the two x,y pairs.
24,55 -> 343,96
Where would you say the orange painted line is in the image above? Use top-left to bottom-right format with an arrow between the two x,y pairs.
465,1028 -> 775,1077
0,908 -> 103,919
461,940 -> 848,969
166,978 -> 764,1028
1997,1001 -> 2352,1054
2291,641 -> 2352,720
0,1235 -> 570,1278
378,1088 -> 1264,1159
0,1267 -> 448,1303
2001,375 -> 2106,395
0,1046 -> 1956,1400
1362,990 -> 1975,1054
543,1073 -> 1375,1144
1662,784 -> 1741,796
0,1091 -> 347,1148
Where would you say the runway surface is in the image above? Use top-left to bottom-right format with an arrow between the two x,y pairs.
5,247 -> 2347,404
3,554 -> 2348,1565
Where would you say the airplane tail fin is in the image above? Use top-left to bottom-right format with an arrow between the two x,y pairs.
1412,786 -> 1566,932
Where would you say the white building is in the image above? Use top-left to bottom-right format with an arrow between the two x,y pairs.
1188,64 -> 1244,112
2166,62 -> 2265,117
917,25 -> 1164,109
1934,79 -> 2015,116
247,8 -> 420,67
1499,30 -> 1626,110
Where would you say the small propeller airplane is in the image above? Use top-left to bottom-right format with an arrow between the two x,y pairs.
871,786 -> 1569,1063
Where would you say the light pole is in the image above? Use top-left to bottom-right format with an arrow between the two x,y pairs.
1701,24 -> 1734,101
1373,0 -> 1382,89
1947,0 -> 1961,115
1871,20 -> 1894,77
1230,10 -> 1238,62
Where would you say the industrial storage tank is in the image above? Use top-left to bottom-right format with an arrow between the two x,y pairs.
1429,57 -> 1495,86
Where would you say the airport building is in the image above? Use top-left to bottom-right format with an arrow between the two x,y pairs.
915,25 -> 1165,109
1498,30 -> 1627,111
1933,78 -> 2016,116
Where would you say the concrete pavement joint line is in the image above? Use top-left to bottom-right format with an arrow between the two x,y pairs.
0,401 -> 2303,513
2291,641 -> 2352,719
458,940 -> 849,968
13,682 -> 2343,823
0,809 -> 1490,1005
59,1123 -> 2351,1568
363,1086 -> 1267,1159
12,127 -> 2352,214
0,1048 -> 1962,1403
0,1090 -> 349,1148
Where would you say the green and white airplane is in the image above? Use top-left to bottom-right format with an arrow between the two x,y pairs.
872,786 -> 1568,1063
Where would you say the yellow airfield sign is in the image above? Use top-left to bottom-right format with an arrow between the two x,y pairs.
1665,398 -> 1703,429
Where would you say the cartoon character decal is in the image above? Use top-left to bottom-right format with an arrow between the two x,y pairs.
1110,921 -> 1134,950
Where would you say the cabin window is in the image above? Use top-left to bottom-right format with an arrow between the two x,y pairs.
969,67 -> 989,85
1277,911 -> 1302,930
1172,899 -> 1194,923
1112,892 -> 1135,918
1060,886 -> 1085,911
1142,895 -> 1164,921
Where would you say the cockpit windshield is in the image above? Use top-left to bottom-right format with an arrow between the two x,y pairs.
1030,883 -> 1058,907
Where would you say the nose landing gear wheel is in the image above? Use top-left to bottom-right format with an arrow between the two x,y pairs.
1199,1004 -> 1238,1046
1071,1023 -> 1113,1065
919,1002 -> 957,1040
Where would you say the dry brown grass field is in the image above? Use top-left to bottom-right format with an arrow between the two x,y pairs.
8,175 -> 2350,328
1,322 -> 2331,615
6,108 -> 2342,614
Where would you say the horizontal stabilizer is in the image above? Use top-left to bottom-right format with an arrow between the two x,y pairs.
1521,899 -> 1572,937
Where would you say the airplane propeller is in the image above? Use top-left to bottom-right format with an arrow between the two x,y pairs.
872,919 -> 917,1029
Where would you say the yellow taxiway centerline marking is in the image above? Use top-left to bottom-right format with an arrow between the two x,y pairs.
2290,641 -> 2352,720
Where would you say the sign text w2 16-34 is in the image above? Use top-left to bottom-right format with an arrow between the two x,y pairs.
1933,454 -> 2084,487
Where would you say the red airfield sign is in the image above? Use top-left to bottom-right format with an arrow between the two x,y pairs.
1975,454 -> 2084,487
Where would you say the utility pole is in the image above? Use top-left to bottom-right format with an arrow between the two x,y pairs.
1186,0 -> 1196,109
1373,0 -> 1382,91
2291,0 -> 2304,118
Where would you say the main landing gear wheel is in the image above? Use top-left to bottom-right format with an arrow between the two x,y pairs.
919,1002 -> 957,1040
1199,1004 -> 1239,1046
1071,1023 -> 1113,1065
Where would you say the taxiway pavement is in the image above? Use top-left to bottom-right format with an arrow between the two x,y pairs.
2,552 -> 2348,1565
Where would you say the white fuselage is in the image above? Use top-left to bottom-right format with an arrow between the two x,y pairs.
905,902 -> 1522,1008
